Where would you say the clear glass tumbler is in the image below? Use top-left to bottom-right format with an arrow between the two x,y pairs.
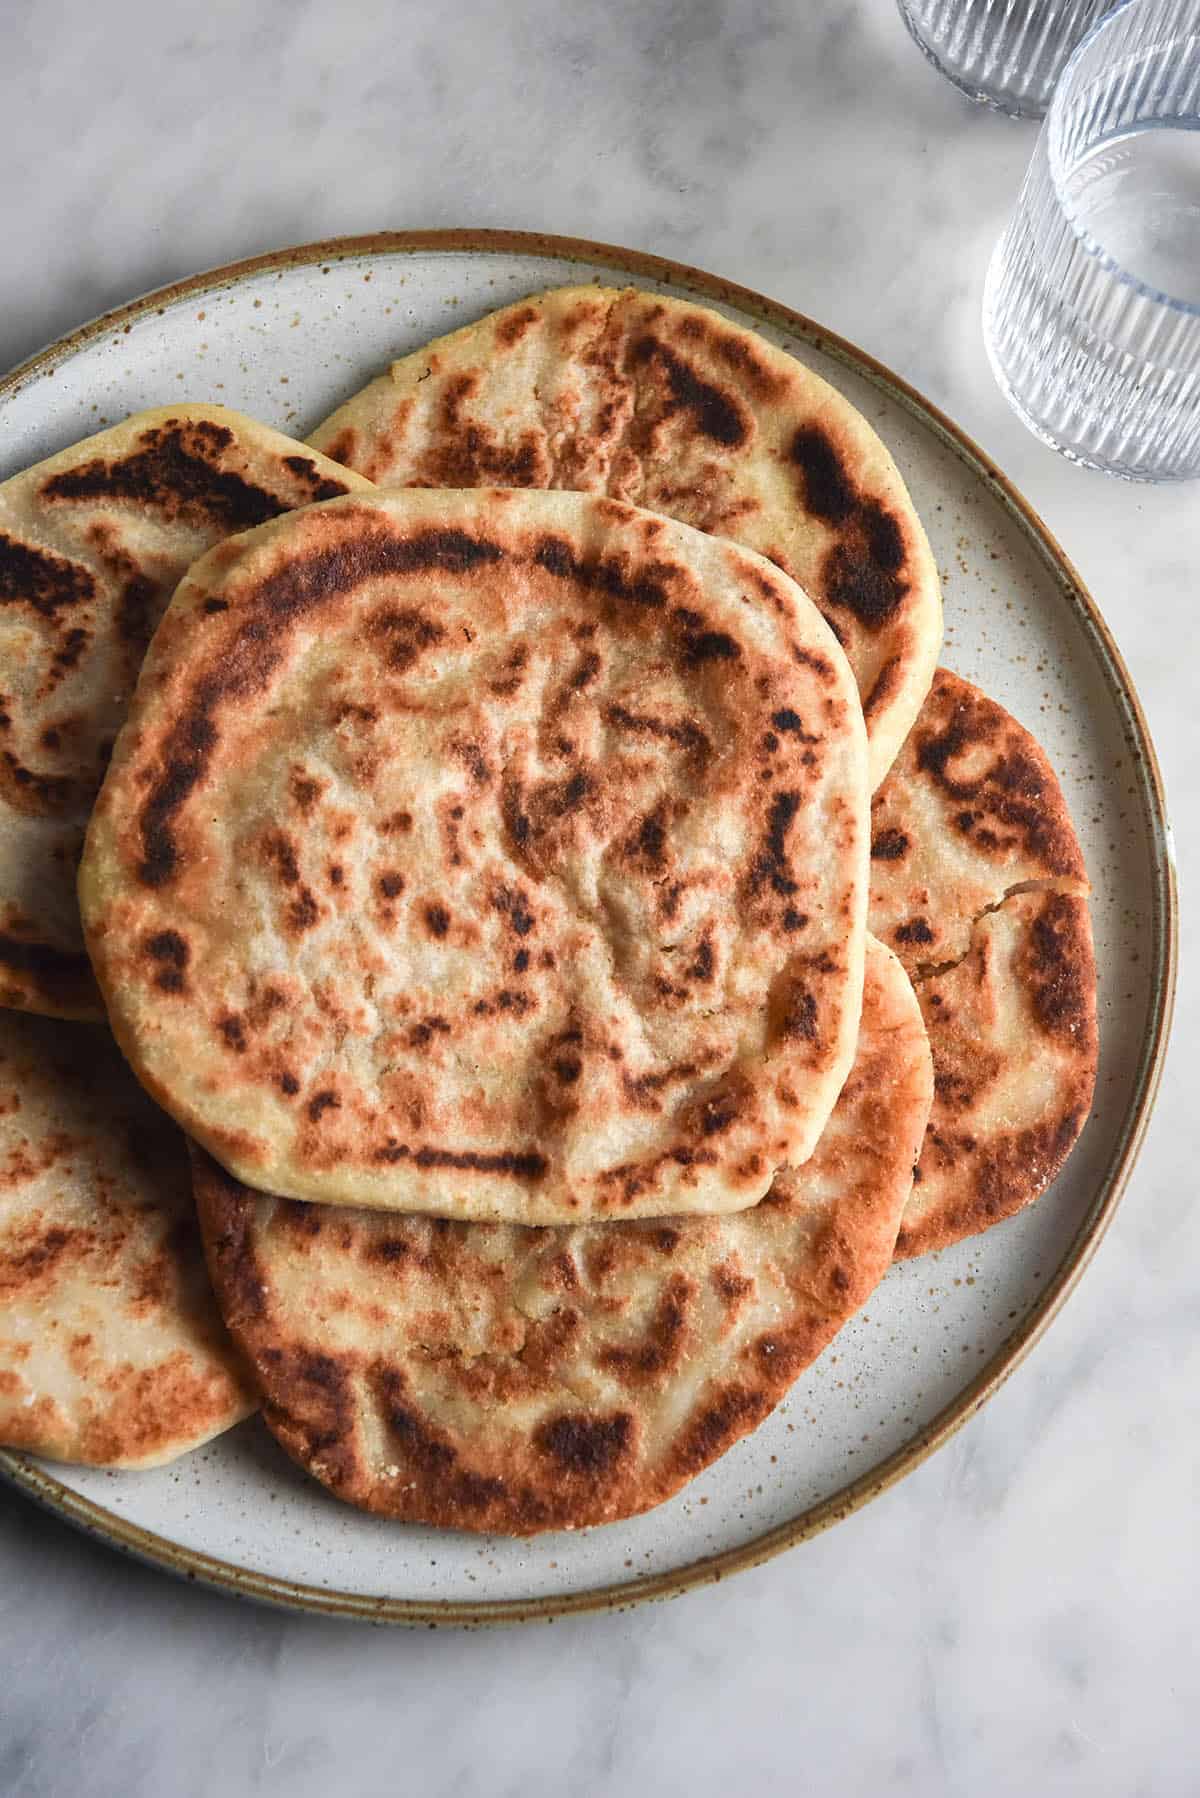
983,0 -> 1200,481
897,0 -> 1114,117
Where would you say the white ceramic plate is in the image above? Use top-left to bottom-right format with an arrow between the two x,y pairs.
0,232 -> 1175,1625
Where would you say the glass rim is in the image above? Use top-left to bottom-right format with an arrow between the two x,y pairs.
1047,0 -> 1200,321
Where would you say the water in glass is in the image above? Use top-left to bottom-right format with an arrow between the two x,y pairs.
1065,123 -> 1200,306
984,0 -> 1200,481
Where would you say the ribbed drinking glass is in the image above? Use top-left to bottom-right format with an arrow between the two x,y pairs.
898,0 -> 1115,117
983,0 -> 1200,480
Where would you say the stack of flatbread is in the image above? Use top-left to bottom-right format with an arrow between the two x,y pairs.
0,290 -> 1097,1533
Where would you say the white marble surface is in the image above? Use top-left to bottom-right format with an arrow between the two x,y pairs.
0,2 -> 1194,1793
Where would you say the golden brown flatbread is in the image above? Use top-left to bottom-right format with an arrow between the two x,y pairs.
896,890 -> 1097,1258
81,487 -> 869,1224
0,1012 -> 254,1467
193,936 -> 932,1535
868,669 -> 1097,1257
0,405 -> 371,1019
309,286 -> 942,789
868,666 -> 1088,977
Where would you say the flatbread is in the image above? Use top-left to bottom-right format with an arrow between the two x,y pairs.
81,487 -> 869,1224
867,669 -> 1097,1257
896,891 -> 1097,1258
308,286 -> 942,789
868,666 -> 1089,977
0,404 -> 371,1019
193,936 -> 932,1535
0,1012 -> 254,1467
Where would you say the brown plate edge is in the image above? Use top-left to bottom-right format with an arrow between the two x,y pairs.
0,226 -> 1178,1629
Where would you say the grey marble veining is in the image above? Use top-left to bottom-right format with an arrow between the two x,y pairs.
1,2 -> 1195,1794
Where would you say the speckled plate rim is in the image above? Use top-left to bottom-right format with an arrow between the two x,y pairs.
0,228 -> 1177,1628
